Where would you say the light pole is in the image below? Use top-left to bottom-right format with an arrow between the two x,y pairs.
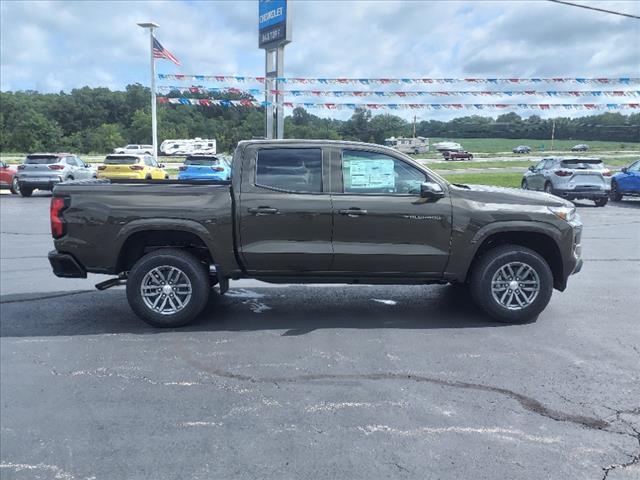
137,22 -> 160,161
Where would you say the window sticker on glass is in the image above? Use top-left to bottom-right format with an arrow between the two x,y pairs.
344,154 -> 395,192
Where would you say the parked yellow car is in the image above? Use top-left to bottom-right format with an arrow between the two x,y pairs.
97,154 -> 169,180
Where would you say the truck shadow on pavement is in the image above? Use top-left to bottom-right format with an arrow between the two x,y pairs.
0,284 -> 520,338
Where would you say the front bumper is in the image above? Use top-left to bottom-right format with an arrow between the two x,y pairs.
48,251 -> 87,278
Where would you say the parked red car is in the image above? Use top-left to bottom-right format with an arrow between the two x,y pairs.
0,161 -> 19,194
443,150 -> 474,161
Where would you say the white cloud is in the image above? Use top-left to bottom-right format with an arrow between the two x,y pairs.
1,0 -> 639,120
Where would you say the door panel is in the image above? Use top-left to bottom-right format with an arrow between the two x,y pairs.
239,146 -> 333,273
331,149 -> 452,274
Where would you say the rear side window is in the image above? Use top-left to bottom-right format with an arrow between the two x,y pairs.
561,160 -> 604,170
104,156 -> 139,165
256,148 -> 322,193
25,155 -> 59,164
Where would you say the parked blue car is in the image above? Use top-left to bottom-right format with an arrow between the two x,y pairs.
611,159 -> 640,201
178,155 -> 230,181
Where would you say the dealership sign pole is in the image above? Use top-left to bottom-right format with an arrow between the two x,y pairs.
138,22 -> 160,161
259,0 -> 291,139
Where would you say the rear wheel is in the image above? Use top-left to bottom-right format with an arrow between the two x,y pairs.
470,245 -> 553,323
10,177 -> 20,195
610,181 -> 623,201
19,186 -> 33,197
126,248 -> 210,327
594,197 -> 608,207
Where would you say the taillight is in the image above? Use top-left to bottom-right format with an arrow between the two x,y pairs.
179,166 -> 187,171
97,165 -> 106,170
129,165 -> 144,171
602,170 -> 612,177
554,170 -> 572,177
17,165 -> 25,170
50,197 -> 68,239
211,166 -> 225,172
48,164 -> 65,170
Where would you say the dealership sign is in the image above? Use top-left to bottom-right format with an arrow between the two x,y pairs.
259,0 -> 291,49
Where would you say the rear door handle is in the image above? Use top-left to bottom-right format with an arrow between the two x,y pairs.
339,208 -> 368,217
248,207 -> 279,215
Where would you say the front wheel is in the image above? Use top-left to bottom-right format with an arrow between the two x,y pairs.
610,181 -> 623,201
126,248 -> 210,327
521,179 -> 528,190
470,245 -> 553,323
594,197 -> 608,207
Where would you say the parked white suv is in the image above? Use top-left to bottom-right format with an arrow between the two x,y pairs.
114,144 -> 154,155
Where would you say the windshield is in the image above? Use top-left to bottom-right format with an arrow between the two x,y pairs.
104,156 -> 139,165
25,155 -> 60,164
185,157 -> 220,166
561,160 -> 604,170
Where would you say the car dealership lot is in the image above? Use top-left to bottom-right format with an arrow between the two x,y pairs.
1,193 -> 639,479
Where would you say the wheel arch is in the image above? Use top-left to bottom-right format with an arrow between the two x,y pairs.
114,220 -> 219,274
462,225 -> 565,290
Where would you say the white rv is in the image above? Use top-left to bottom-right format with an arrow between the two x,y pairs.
432,141 -> 463,152
384,136 -> 429,154
160,138 -> 217,156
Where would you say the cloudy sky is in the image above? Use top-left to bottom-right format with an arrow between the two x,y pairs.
1,0 -> 639,119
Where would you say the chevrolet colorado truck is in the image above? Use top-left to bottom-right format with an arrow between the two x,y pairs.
48,140 -> 583,327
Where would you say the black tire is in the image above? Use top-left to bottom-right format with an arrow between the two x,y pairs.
19,186 -> 33,197
594,197 -> 608,207
610,181 -> 623,201
145,175 -> 152,180
10,177 -> 20,195
521,179 -> 528,190
544,182 -> 553,195
126,248 -> 210,327
470,245 -> 553,324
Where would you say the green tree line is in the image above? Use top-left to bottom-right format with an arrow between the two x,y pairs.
1,85 -> 638,153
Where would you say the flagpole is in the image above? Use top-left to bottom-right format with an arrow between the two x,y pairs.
138,22 -> 160,161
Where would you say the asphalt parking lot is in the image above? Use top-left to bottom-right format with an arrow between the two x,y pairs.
1,191 -> 639,480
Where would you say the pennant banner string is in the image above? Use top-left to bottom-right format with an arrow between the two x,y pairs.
156,86 -> 640,97
157,75 -> 640,85
156,97 -> 640,110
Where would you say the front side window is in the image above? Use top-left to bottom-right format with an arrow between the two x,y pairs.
256,148 -> 322,193
342,150 -> 425,195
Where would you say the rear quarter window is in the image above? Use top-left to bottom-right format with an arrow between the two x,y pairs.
256,148 -> 322,193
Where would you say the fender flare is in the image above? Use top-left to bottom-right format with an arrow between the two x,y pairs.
114,218 -> 221,272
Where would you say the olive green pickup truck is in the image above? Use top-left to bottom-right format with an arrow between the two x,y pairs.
48,140 -> 583,327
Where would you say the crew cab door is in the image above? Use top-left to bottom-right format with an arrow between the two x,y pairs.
238,145 -> 333,273
330,148 -> 452,275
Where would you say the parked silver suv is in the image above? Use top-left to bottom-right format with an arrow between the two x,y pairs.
16,153 -> 96,197
522,157 -> 611,207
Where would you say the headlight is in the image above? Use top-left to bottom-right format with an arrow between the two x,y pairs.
548,206 -> 576,222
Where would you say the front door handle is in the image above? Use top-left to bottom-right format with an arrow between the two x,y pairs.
339,208 -> 368,217
248,207 -> 279,216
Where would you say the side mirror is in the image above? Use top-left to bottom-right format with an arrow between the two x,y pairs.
420,181 -> 445,200
528,165 -> 536,172
158,163 -> 166,168
621,167 -> 628,173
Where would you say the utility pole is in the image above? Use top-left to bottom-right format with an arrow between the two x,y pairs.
137,22 -> 160,161
551,118 -> 556,151
413,115 -> 417,138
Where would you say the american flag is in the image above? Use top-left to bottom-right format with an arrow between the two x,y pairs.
153,36 -> 181,66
